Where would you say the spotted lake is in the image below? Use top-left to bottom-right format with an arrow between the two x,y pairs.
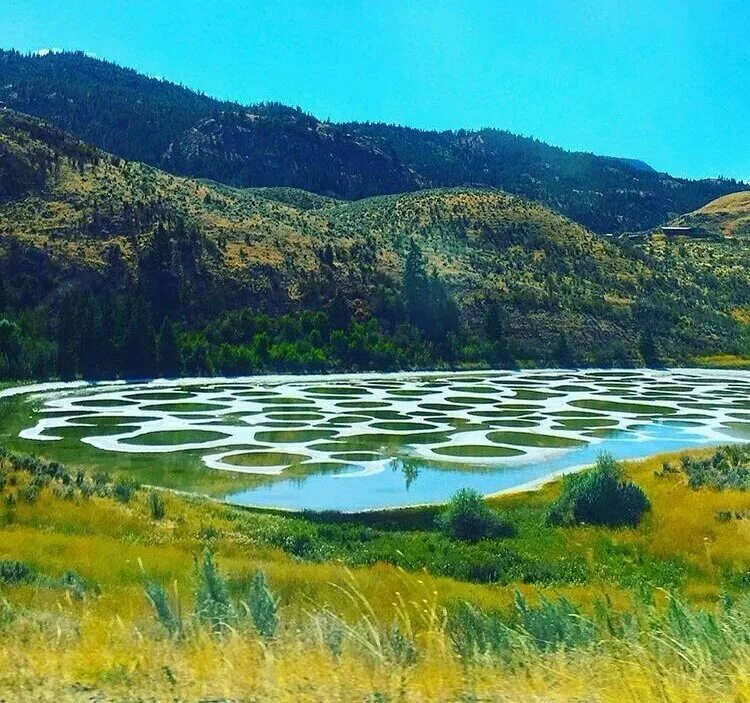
1,369 -> 748,511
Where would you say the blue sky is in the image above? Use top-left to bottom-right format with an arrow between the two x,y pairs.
3,0 -> 748,181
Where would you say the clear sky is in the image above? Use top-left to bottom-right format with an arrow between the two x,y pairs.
3,0 -> 748,181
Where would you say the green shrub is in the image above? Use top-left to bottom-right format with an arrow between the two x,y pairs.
244,570 -> 279,640
676,445 -> 750,491
145,581 -> 183,637
147,490 -> 166,520
547,453 -> 650,527
195,549 -> 233,635
386,624 -> 418,666
436,488 -> 514,541
314,610 -> 344,660
112,477 -> 139,503
93,472 -> 110,489
18,484 -> 39,504
0,560 -> 34,584
58,569 -> 95,600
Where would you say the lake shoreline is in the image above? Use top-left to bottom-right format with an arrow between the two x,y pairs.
5,360 -> 750,395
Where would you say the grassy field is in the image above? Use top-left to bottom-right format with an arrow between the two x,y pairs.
0,444 -> 749,701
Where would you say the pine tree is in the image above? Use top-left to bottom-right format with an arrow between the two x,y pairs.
157,319 -> 181,377
119,296 -> 157,378
640,331 -> 661,367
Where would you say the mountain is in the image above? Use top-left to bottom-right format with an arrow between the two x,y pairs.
1,108 -> 749,380
0,49 -> 745,234
671,191 -> 750,238
613,158 -> 656,173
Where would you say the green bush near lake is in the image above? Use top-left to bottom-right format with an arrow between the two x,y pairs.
547,453 -> 650,527
436,488 -> 514,541
668,445 -> 750,491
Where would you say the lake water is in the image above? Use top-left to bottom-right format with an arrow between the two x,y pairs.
3,368 -> 749,511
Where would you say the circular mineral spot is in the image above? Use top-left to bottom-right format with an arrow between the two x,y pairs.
306,441 -> 350,452
419,402 -> 472,412
370,421 -> 438,432
345,431 -> 455,446
335,401 -> 392,409
122,430 -> 231,446
552,385 -> 597,393
259,397 -> 316,405
265,412 -> 326,421
261,406 -> 318,415
321,415 -> 373,426
124,391 -> 196,401
493,403 -> 543,411
67,415 -> 160,426
38,410 -> 93,419
453,386 -> 498,394
513,390 -> 567,400
469,409 -> 536,418
254,429 -> 338,443
433,444 -> 525,458
553,418 -> 620,430
487,431 -> 586,448
305,386 -> 370,396
222,451 -> 310,467
357,410 -> 409,420
570,399 -> 676,415
487,419 -> 540,428
549,410 -> 608,418
141,402 -> 229,413
74,398 -> 138,408
445,395 -> 498,405
330,452 -> 383,462
658,419 -> 705,427
386,389 -> 438,397
43,424 -> 141,439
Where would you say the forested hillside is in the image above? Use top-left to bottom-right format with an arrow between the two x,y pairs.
1,108 -> 749,380
0,49 -> 745,234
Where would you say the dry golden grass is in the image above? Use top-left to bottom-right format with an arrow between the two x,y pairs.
0,576 -> 749,703
698,191 -> 750,214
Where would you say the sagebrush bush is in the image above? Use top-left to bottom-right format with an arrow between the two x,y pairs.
0,560 -> 34,584
147,490 -> 166,520
57,570 -> 93,600
145,581 -> 182,637
195,549 -> 233,634
112,477 -> 139,503
145,552 -> 280,641
676,445 -> 750,490
547,453 -> 650,527
245,570 -> 279,640
436,488 -> 514,541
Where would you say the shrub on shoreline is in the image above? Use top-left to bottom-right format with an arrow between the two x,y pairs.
547,453 -> 650,527
436,488 -> 515,541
